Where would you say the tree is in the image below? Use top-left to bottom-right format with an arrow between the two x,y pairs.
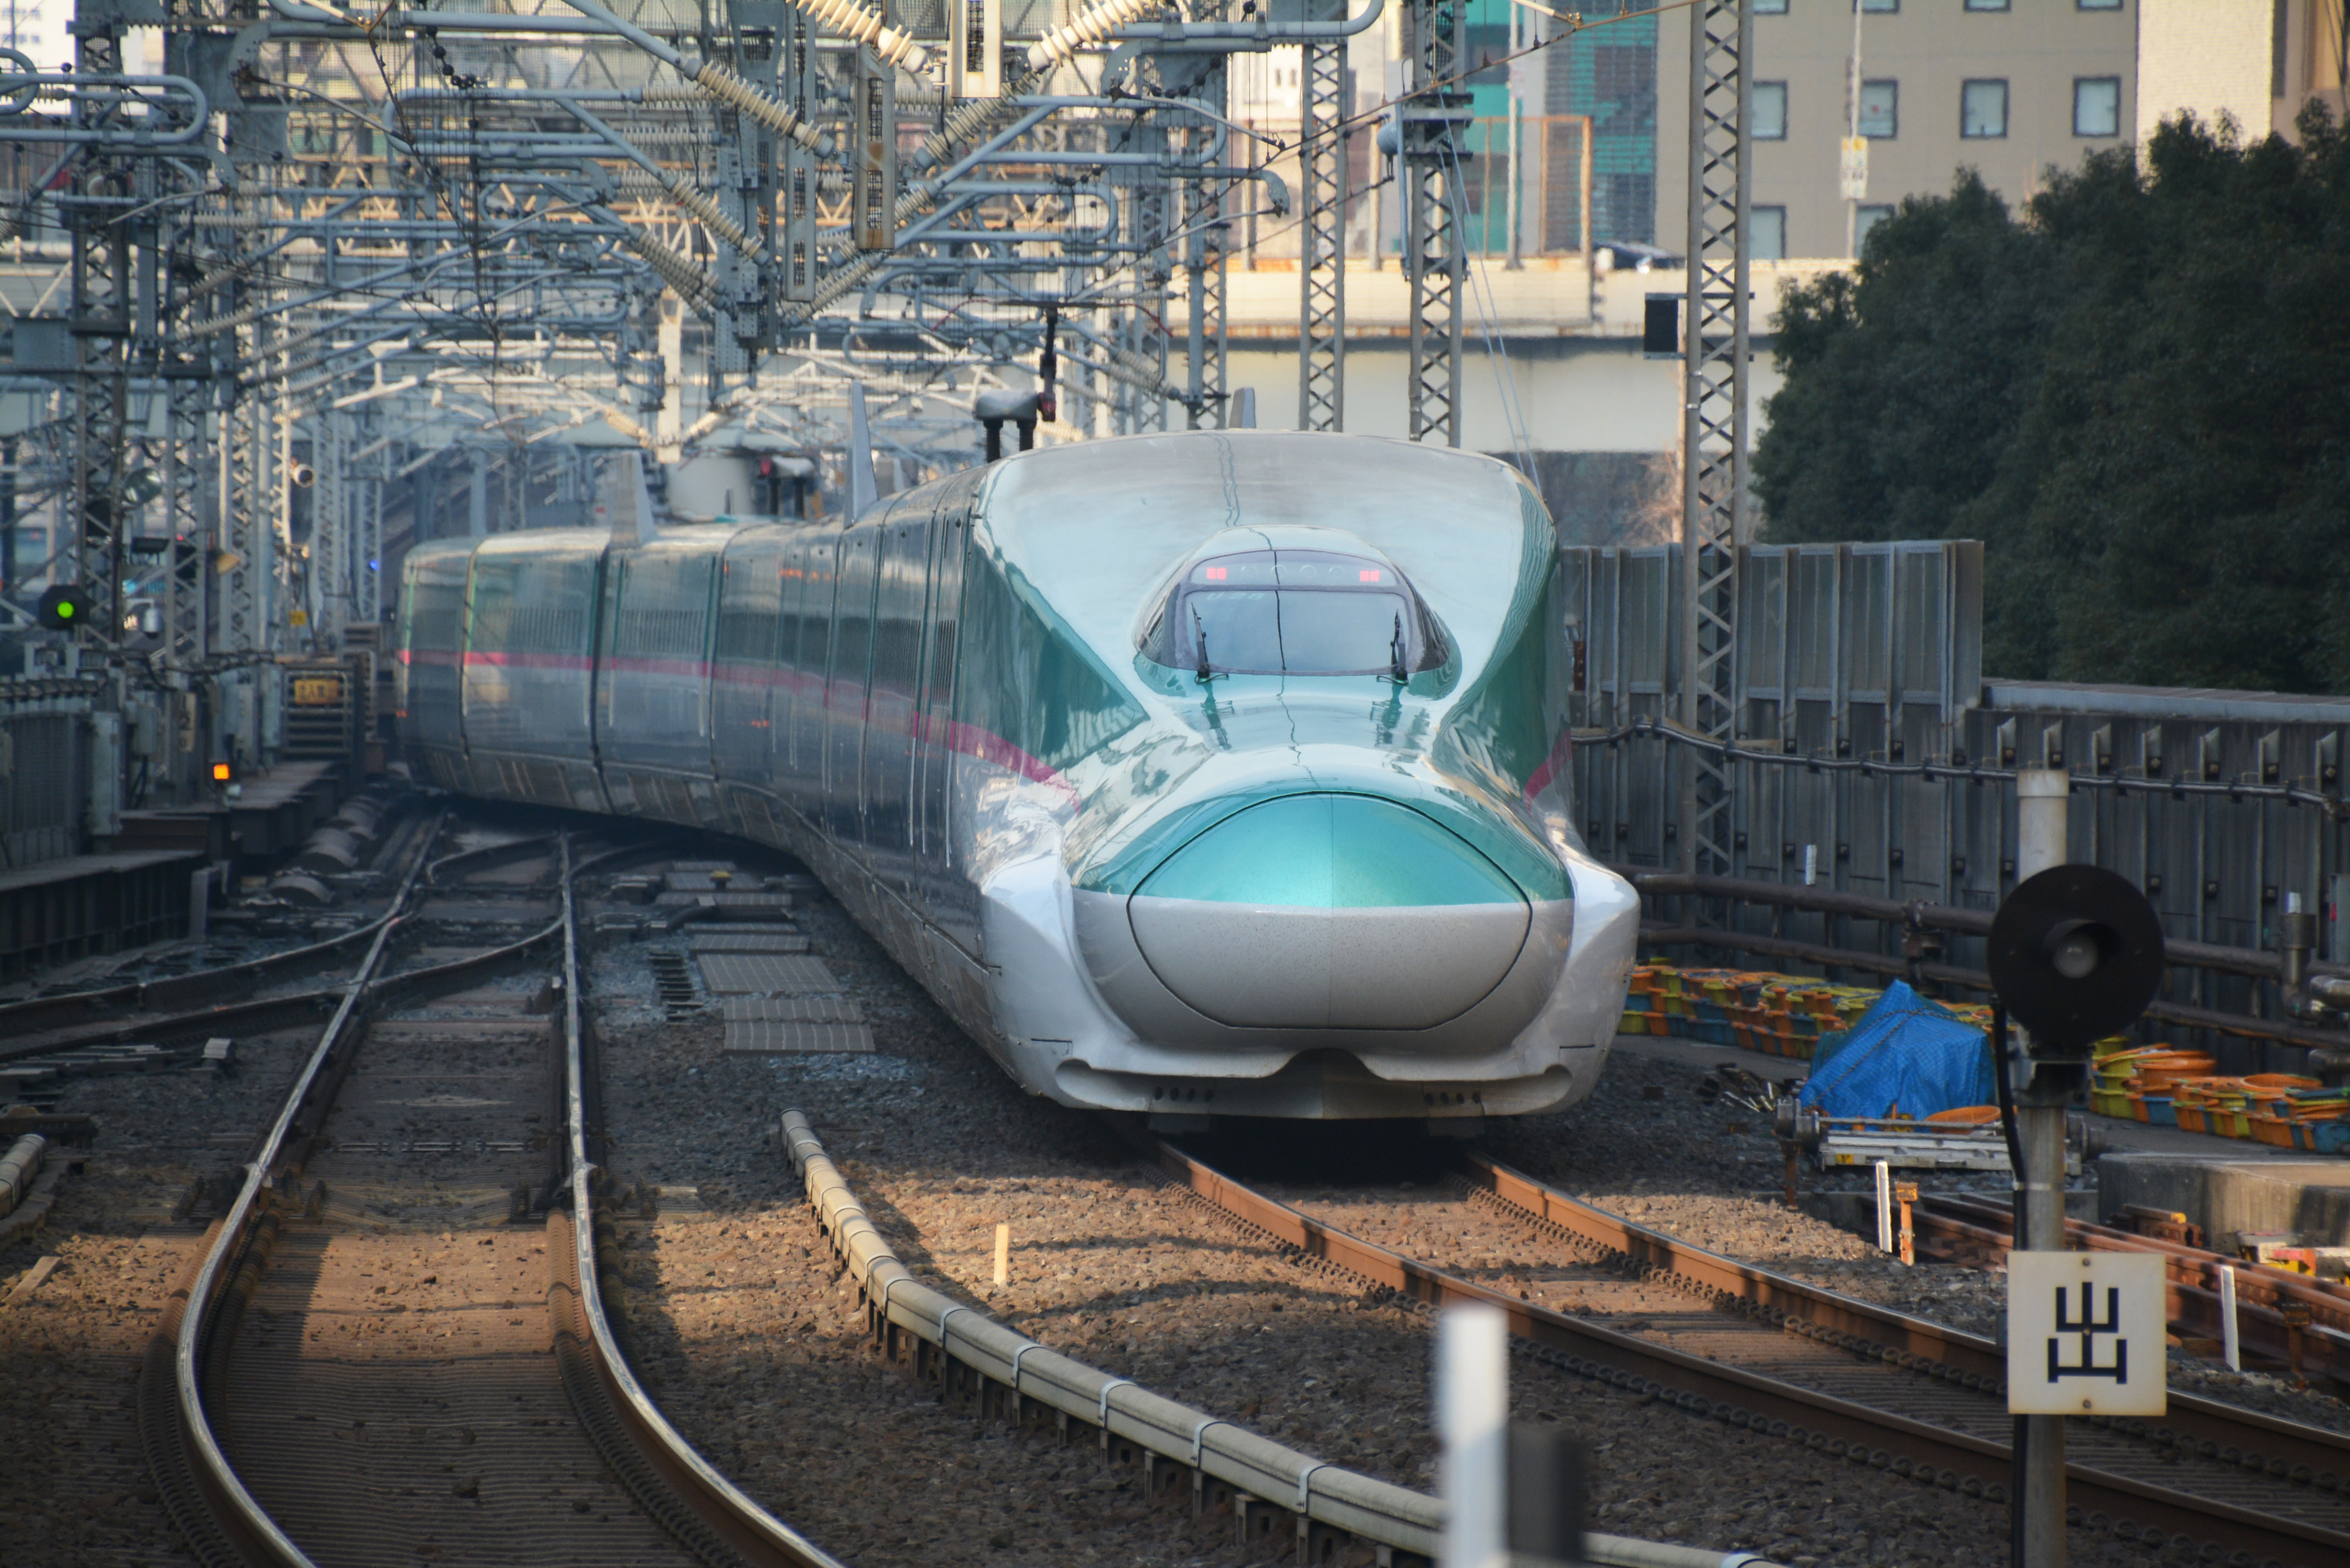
1754,110 -> 2350,694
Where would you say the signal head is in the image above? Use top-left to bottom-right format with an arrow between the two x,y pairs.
37,584 -> 91,630
1987,864 -> 2165,1057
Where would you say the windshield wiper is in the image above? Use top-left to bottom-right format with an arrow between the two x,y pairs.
1193,606 -> 1215,683
1389,611 -> 1409,684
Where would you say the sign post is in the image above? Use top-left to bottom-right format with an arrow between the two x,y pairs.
1986,780 -> 2166,1568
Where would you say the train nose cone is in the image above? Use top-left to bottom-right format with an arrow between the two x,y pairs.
1126,793 -> 1531,1030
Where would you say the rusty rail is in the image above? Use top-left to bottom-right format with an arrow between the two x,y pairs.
1123,1129 -> 2350,1567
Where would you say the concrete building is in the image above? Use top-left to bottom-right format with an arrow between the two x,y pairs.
1661,1 -> 2139,261
1656,0 -> 2348,265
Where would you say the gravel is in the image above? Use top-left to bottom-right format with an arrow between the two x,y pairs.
0,1018 -> 330,1567
581,870 -> 2080,1567
11,821 -> 2344,1568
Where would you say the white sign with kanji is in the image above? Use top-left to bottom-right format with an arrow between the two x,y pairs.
2007,1251 -> 2168,1416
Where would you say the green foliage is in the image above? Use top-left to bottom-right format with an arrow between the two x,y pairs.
1754,110 -> 2350,694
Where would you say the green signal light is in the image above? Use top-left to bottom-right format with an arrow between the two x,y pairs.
37,585 -> 91,630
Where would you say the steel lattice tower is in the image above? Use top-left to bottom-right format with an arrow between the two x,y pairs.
1678,0 -> 1753,879
1402,0 -> 1465,446
67,20 -> 132,642
1296,7 -> 1347,431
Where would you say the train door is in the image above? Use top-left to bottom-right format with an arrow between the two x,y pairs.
866,503 -> 930,898
713,528 -> 786,803
595,530 -> 727,823
915,471 -> 981,953
780,525 -> 836,828
396,543 -> 474,791
824,516 -> 882,851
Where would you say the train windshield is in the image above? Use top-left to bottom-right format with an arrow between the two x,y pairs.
1150,549 -> 1442,676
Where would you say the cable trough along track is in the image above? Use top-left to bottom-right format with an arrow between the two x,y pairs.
137,826 -> 845,1568
1125,1131 -> 2350,1568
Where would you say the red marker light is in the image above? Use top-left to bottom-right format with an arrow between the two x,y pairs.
1204,566 -> 1227,581
1359,569 -> 1383,582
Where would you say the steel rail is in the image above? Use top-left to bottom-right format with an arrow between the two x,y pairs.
0,802 -> 438,1040
781,1111 -> 1769,1568
1578,717 -> 2349,816
1633,870 -> 2349,986
152,809 -> 448,1566
1905,1191 -> 2350,1391
1130,1132 -> 2350,1567
551,841 -> 851,1568
0,826 -> 559,1063
1462,1156 -> 2350,1480
142,826 -> 838,1566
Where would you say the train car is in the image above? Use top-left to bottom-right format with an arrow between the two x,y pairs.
395,432 -> 1639,1127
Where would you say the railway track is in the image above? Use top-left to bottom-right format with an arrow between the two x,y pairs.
0,813 -> 521,1077
1909,1191 -> 2350,1391
134,818 -> 844,1568
1125,1130 -> 2350,1568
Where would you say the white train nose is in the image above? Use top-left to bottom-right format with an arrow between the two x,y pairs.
1123,793 -> 1531,1030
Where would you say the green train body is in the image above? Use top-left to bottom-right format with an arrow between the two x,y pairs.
398,432 -> 1638,1124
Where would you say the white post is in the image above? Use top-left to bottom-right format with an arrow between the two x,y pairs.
1874,1159 -> 1893,1252
993,1223 -> 1010,1288
2009,766 -> 2073,1568
2220,1265 -> 2241,1371
2016,769 -> 2070,882
1845,0 -> 1864,257
1438,1304 -> 1509,1568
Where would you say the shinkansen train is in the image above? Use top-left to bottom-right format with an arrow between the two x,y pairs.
396,432 -> 1638,1126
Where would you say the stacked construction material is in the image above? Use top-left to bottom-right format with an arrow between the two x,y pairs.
1619,965 -> 1918,1060
2090,1045 -> 2215,1123
2094,1044 -> 2350,1150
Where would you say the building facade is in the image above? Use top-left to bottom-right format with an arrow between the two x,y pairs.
1656,0 -> 2347,263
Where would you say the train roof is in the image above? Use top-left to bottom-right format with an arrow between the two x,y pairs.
975,431 -> 1547,681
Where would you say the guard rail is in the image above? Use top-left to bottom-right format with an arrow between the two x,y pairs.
778,1110 -> 1776,1568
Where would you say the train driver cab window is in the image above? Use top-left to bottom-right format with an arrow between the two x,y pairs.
1143,548 -> 1447,677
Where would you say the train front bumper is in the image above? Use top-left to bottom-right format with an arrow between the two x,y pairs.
975,791 -> 1640,1121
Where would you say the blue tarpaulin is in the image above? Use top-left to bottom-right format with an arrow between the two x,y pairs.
1796,981 -> 1997,1120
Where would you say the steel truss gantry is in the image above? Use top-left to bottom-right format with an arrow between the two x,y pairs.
1678,0 -> 1753,884
3,0 -> 1408,816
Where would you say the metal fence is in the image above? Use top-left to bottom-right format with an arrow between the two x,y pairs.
1,687 -> 92,870
1563,543 -> 2350,1074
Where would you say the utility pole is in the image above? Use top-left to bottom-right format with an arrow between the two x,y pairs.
1842,0 -> 1866,257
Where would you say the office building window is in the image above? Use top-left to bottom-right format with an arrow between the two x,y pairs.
2077,0 -> 2122,10
1753,0 -> 1787,11
1961,79 -> 2008,138
1752,206 -> 1787,261
1965,0 -> 2010,9
1861,0 -> 1898,11
2073,76 -> 2122,137
1753,82 -> 1788,140
1858,80 -> 1898,139
1855,204 -> 1895,249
